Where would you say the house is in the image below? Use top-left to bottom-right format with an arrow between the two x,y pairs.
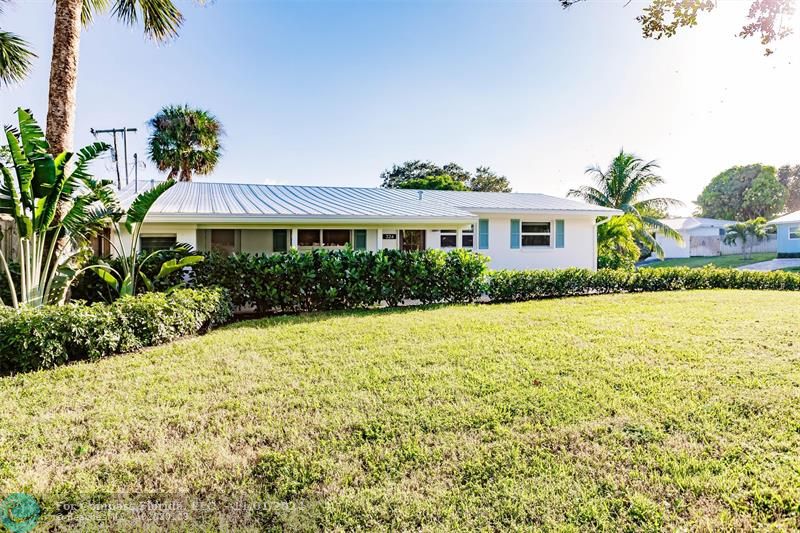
654,217 -> 777,258
118,181 -> 621,270
766,210 -> 800,257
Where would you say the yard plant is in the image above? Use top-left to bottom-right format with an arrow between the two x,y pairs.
1,290 -> 798,529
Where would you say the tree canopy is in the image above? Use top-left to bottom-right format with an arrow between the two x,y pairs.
395,174 -> 468,191
560,0 -> 795,55
380,161 -> 511,192
695,164 -> 786,220
147,105 -> 223,182
778,165 -> 800,213
568,149 -> 683,260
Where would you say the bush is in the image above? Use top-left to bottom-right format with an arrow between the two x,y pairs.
0,288 -> 232,374
485,266 -> 800,302
192,248 -> 489,314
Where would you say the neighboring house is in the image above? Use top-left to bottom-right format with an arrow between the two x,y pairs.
767,210 -> 800,257
655,217 -> 777,258
118,181 -> 620,270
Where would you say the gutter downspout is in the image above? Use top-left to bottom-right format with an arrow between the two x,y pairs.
592,216 -> 614,271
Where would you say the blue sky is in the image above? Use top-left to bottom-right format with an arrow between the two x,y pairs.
3,0 -> 800,213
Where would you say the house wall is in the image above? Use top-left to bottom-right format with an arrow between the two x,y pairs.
776,223 -> 800,254
656,227 -> 777,258
132,215 -> 598,270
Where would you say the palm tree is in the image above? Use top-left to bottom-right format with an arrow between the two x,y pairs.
147,105 -> 223,181
722,217 -> 769,259
45,0 -> 185,154
568,149 -> 683,258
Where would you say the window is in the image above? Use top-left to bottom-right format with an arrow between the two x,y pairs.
298,229 -> 322,247
210,229 -> 237,255
521,221 -> 551,247
273,229 -> 288,252
790,226 -> 800,239
140,235 -> 177,253
462,224 -> 474,248
323,229 -> 351,246
440,230 -> 457,248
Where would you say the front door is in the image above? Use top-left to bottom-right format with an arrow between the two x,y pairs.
400,230 -> 425,251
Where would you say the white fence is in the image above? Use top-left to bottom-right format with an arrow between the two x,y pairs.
719,234 -> 777,255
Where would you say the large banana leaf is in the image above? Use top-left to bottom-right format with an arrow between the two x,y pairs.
157,255 -> 204,279
124,179 -> 175,232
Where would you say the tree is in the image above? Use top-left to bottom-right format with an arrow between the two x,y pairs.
45,0 -> 186,154
559,0 -> 794,55
0,108 -> 115,308
778,165 -> 800,212
380,161 -> 512,192
92,180 -> 203,297
695,164 -> 786,220
147,105 -> 223,182
395,174 -> 468,191
567,149 -> 683,258
470,166 -> 512,192
597,215 -> 640,270
722,217 -> 769,259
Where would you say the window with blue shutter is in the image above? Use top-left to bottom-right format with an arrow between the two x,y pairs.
555,219 -> 565,248
478,219 -> 489,249
510,219 -> 520,249
354,229 -> 367,250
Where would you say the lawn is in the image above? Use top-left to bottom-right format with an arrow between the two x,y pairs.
2,291 -> 799,530
640,252 -> 775,269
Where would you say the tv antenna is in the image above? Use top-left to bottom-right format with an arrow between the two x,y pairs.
90,127 -> 137,189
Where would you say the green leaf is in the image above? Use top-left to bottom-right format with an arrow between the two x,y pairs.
156,255 -> 204,279
124,179 -> 175,233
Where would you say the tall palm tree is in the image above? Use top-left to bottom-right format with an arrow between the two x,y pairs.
568,149 -> 683,257
147,105 -> 223,181
0,1 -> 37,86
45,0 -> 185,154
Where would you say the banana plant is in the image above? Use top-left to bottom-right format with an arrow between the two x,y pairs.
90,179 -> 204,297
0,108 -> 116,308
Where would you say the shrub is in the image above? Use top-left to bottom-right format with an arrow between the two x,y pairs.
0,288 -> 232,374
192,248 -> 490,314
485,266 -> 800,302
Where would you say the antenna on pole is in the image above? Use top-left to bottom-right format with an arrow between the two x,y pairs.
90,127 -> 137,189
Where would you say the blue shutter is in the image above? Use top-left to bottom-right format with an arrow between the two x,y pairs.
354,229 -> 367,250
555,219 -> 565,248
510,219 -> 520,249
478,219 -> 489,250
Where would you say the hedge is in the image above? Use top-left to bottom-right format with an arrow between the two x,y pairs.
485,266 -> 800,302
191,248 -> 489,313
0,288 -> 232,374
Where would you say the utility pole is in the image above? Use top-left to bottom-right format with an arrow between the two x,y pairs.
134,153 -> 139,193
90,127 -> 137,189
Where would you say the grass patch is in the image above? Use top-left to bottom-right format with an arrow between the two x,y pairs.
641,252 -> 775,269
1,291 -> 800,529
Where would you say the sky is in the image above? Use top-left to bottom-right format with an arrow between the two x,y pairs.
3,0 -> 800,215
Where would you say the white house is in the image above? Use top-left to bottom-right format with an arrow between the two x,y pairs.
655,217 -> 778,258
118,181 -> 620,270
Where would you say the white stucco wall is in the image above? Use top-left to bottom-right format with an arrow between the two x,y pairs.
476,214 -> 596,270
133,217 -> 598,270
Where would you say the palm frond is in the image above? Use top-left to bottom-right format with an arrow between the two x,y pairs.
0,30 -> 36,87
641,215 -> 683,243
16,108 -> 49,156
111,0 -> 184,42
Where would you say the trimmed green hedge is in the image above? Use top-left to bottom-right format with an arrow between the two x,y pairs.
0,288 -> 232,374
485,266 -> 800,301
192,248 -> 489,313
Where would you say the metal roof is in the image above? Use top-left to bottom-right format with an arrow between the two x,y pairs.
120,181 -> 620,222
767,210 -> 800,226
659,217 -> 736,231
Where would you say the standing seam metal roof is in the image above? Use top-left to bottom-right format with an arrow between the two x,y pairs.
119,181 -> 620,218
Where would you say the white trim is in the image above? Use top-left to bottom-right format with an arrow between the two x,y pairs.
520,220 -> 553,249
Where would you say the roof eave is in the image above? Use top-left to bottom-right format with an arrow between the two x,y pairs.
142,214 -> 477,225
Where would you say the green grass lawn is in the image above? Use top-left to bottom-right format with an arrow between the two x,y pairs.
2,291 -> 800,530
640,252 -> 776,269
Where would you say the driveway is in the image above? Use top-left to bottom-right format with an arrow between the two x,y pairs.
738,259 -> 800,272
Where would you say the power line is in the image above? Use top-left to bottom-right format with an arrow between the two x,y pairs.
90,127 -> 137,189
